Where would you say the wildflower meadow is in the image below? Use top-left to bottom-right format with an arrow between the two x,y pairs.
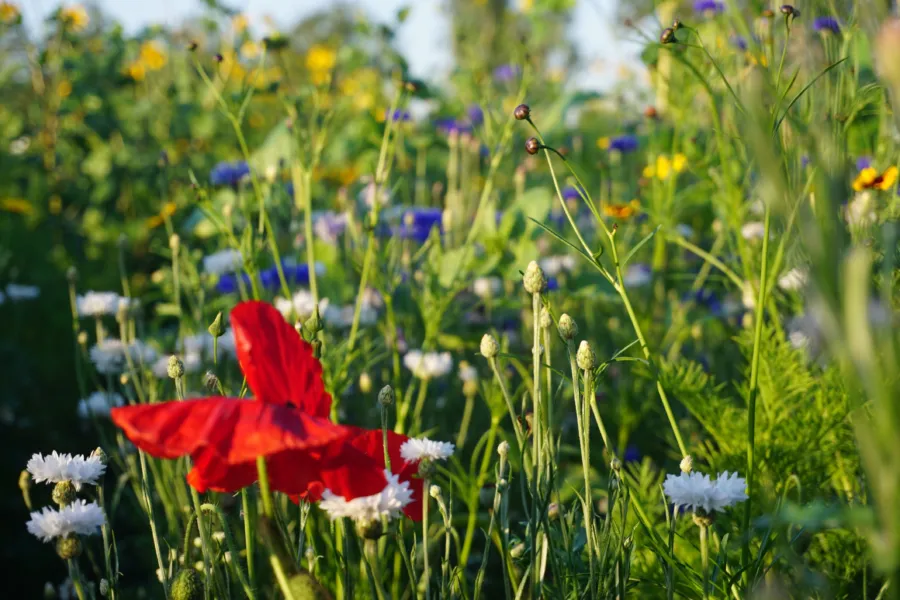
3,0 -> 900,598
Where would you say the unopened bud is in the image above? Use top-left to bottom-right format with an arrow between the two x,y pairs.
169,234 -> 180,251
539,307 -> 552,329
378,385 -> 394,407
680,455 -> 693,473
77,331 -> 88,346
610,457 -> 621,472
523,261 -> 547,294
557,314 -> 577,340
171,569 -> 204,600
359,372 -> 373,394
548,502 -> 562,521
52,480 -> 77,507
510,542 -> 526,559
660,28 -> 676,44
204,371 -> 219,391
525,137 -> 540,155
498,440 -> 510,458
208,312 -> 225,338
167,355 -> 185,379
100,579 -> 109,596
576,340 -> 595,370
513,104 -> 530,120
19,470 -> 32,509
418,459 -> 436,479
480,333 -> 499,358
429,484 -> 442,499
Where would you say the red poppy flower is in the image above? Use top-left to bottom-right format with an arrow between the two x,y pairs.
110,301 -> 386,500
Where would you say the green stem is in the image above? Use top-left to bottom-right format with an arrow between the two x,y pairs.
423,477 -> 431,600
410,378 -> 430,436
700,523 -> 710,600
68,559 -> 88,600
567,342 -> 595,589
138,450 -> 169,598
257,456 -> 298,600
242,489 -> 256,592
530,291 -> 544,594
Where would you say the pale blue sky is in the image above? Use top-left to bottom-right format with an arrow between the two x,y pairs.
19,0 -> 643,90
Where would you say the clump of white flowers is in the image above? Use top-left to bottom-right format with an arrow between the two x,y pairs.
275,290 -> 327,320
663,470 -> 747,514
77,391 -> 124,419
472,276 -> 502,299
26,499 -> 106,542
319,470 -> 414,531
202,249 -> 243,275
778,267 -> 808,292
740,222 -> 766,241
400,438 -> 456,463
27,451 -> 106,491
539,255 -> 576,277
89,339 -> 157,375
403,350 -> 453,379
76,291 -> 125,318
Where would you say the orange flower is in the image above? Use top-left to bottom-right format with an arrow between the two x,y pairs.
603,199 -> 641,219
1,197 -> 33,215
853,166 -> 898,191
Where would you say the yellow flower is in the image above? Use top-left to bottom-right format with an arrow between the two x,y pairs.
1,197 -> 33,215
644,154 -> 686,180
127,62 -> 146,81
747,52 -> 768,67
597,137 -> 611,150
61,5 -> 89,31
0,2 -> 19,24
146,202 -> 177,229
655,155 -> 672,180
139,41 -> 167,71
232,14 -> 248,33
521,0 -> 533,11
306,44 -> 336,83
240,40 -> 260,60
57,79 -> 72,98
853,166 -> 898,191
672,153 -> 688,173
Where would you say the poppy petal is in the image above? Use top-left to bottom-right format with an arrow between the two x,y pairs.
230,301 -> 331,417
111,397 -> 345,464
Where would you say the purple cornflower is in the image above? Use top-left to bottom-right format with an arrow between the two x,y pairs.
562,185 -> 585,201
210,161 -> 250,186
215,261 -> 324,293
467,104 -> 484,126
393,208 -> 443,243
385,109 -> 411,122
801,155 -> 810,168
693,0 -> 724,13
812,16 -> 840,34
856,156 -> 872,171
434,117 -> 473,136
493,64 -> 520,83
608,134 -> 639,153
731,35 -> 748,50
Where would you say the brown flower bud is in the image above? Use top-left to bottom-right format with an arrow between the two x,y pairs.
525,137 -> 540,155
513,104 -> 530,120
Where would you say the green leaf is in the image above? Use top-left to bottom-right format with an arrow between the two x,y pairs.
623,225 -> 661,266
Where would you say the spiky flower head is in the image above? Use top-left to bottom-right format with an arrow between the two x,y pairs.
400,437 -> 455,463
26,500 -> 106,542
680,455 -> 693,473
663,471 -> 747,513
27,451 -> 106,490
523,261 -> 547,294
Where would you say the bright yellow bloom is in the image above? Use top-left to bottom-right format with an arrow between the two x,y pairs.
1,197 -> 33,215
672,153 -> 687,173
127,62 -> 146,81
139,41 -> 167,71
306,44 -> 336,84
240,40 -> 261,60
597,137 -> 611,150
747,52 -> 768,67
57,79 -> 72,98
0,2 -> 19,23
232,14 -> 248,32
853,166 -> 898,191
146,202 -> 177,229
656,155 -> 672,180
521,0 -> 533,11
643,154 -> 687,180
61,5 -> 89,31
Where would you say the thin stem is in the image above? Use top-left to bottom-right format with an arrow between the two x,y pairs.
700,523 -> 710,600
530,291 -> 544,594
68,559 -> 88,600
256,456 -> 275,519
138,450 -> 168,598
423,477 -> 431,600
567,341 -> 595,591
242,489 -> 256,591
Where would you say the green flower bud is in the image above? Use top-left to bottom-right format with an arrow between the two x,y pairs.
56,535 -> 82,560
286,572 -> 331,600
170,569 -> 204,600
304,308 -> 323,335
52,480 -> 77,507
480,333 -> 499,358
356,519 -> 384,540
539,307 -> 552,329
692,511 -> 714,528
557,314 -> 578,340
19,469 -> 32,510
429,484 -> 442,500
378,385 -> 394,407
547,502 -> 562,521
167,355 -> 185,380
91,447 -> 108,465
208,312 -> 225,338
497,440 -> 510,458
680,455 -> 693,473
418,459 -> 436,479
510,542 -> 526,559
576,341 -> 595,370
523,261 -> 547,294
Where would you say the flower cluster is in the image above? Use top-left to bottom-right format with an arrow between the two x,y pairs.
663,470 -> 748,513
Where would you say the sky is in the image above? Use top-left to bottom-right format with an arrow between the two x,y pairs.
18,0 -> 644,90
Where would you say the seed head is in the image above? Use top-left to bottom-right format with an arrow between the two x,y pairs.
204,371 -> 219,391
523,261 -> 547,294
77,331 -> 88,346
610,457 -> 622,472
513,104 -> 531,120
378,385 -> 394,407
480,333 -> 499,359
576,340 -> 595,370
167,355 -> 185,380
524,137 -> 541,155
557,314 -> 578,340
56,535 -> 82,560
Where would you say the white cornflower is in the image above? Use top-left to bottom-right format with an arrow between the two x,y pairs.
319,470 -> 414,523
623,263 -> 652,288
472,277 -> 502,299
76,292 -> 122,317
27,452 -> 106,490
90,339 -> 157,375
777,267 -> 808,292
5,283 -> 40,300
459,362 -> 478,382
274,290 -> 328,319
400,438 -> 455,463
27,500 -> 106,542
77,391 -> 124,419
539,255 -> 576,277
663,470 -> 747,513
845,191 -> 876,228
403,350 -> 453,379
203,249 -> 243,276
741,221 -> 766,240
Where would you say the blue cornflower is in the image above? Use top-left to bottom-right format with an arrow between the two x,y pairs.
856,156 -> 872,171
434,117 -> 473,136
493,64 -> 520,83
386,109 -> 411,122
684,288 -> 725,317
693,0 -> 724,13
216,261 -> 325,293
547,277 -> 559,291
467,104 -> 484,126
623,445 -> 641,463
812,16 -> 840,34
801,155 -> 810,168
393,208 -> 443,243
210,161 -> 250,186
731,35 -> 748,50
562,185 -> 585,201
608,135 -> 639,153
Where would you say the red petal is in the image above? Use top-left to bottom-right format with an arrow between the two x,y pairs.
230,301 -> 332,418
111,397 -> 345,464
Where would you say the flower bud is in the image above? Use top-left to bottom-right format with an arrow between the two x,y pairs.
171,569 -> 204,600
204,371 -> 219,391
557,314 -> 578,340
304,308 -> 323,335
429,484 -> 442,500
418,459 -> 436,479
779,4 -> 796,16
480,333 -> 499,358
510,542 -> 526,559
167,355 -> 185,379
680,455 -> 693,473
359,372 -> 372,394
660,28 -> 676,44
539,307 -> 552,329
187,41 -> 199,51
463,379 -> 478,398
497,440 -> 510,459
19,469 -> 32,509
672,18 -> 683,30
497,478 -> 508,492
56,535 -> 83,560
547,502 -> 562,521
513,104 -> 530,120
378,385 -> 394,407
208,312 -> 225,338
169,234 -> 180,251
610,457 -> 621,472
356,519 -> 384,540
100,579 -> 109,597
286,572 -> 331,599
525,137 -> 541,155
52,480 -> 77,507
692,512 -> 714,528
576,340 -> 595,370
92,447 -> 108,465
523,261 -> 547,294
